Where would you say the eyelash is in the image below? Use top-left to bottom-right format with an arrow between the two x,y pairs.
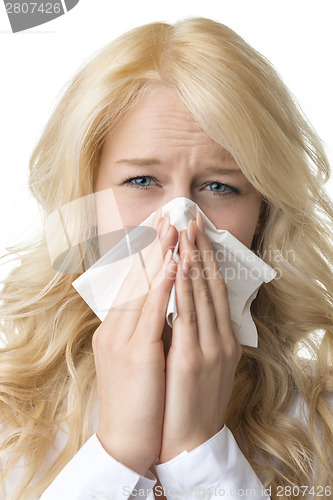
121,175 -> 241,197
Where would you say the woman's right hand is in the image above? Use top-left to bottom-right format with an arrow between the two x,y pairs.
92,211 -> 178,476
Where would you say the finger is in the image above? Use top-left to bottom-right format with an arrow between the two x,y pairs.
179,223 -> 218,349
102,217 -> 178,337
171,259 -> 199,351
133,250 -> 177,344
112,216 -> 165,307
194,212 -> 235,341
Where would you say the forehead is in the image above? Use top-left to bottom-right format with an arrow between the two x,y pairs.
124,86 -> 200,130
103,86 -> 227,158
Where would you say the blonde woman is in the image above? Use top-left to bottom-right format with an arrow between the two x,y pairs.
1,17 -> 332,500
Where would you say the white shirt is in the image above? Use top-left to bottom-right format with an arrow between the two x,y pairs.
40,426 -> 270,500
3,392 -> 333,500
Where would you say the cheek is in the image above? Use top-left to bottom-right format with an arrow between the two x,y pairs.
95,189 -> 159,257
112,191 -> 158,227
95,167 -> 156,228
208,197 -> 261,248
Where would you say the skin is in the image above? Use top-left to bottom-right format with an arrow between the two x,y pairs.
92,86 -> 263,483
96,86 -> 262,250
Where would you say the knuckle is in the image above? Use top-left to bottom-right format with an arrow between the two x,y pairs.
205,334 -> 242,366
141,297 -> 156,318
181,348 -> 202,372
182,308 -> 197,324
216,275 -> 228,292
125,347 -> 141,368
198,284 -> 213,304
92,325 -> 107,352
224,340 -> 242,364
205,343 -> 223,364
92,325 -> 121,356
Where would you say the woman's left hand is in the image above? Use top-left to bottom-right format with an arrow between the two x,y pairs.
159,214 -> 242,463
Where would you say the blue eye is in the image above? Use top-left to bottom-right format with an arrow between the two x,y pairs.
204,182 -> 240,197
123,176 -> 155,189
122,176 -> 240,197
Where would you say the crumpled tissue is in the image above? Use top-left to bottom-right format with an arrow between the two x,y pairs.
72,197 -> 277,347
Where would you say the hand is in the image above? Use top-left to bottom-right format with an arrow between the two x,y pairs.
159,213 -> 242,462
92,211 -> 178,475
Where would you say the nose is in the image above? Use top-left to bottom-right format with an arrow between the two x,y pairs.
161,187 -> 194,207
158,190 -> 199,233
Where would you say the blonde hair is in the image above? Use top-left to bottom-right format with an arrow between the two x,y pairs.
1,17 -> 332,500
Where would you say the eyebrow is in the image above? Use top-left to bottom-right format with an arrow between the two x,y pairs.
114,158 -> 242,175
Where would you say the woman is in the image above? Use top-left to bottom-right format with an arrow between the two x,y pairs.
0,17 -> 332,500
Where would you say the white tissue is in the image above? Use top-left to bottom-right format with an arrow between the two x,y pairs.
72,197 -> 277,347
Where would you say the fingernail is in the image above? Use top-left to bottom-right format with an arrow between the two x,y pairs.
187,220 -> 196,244
196,211 -> 205,234
152,207 -> 162,229
161,215 -> 170,238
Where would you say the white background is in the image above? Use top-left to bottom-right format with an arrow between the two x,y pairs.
0,0 -> 332,280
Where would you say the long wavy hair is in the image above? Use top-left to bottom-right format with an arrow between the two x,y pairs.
1,17 -> 332,500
